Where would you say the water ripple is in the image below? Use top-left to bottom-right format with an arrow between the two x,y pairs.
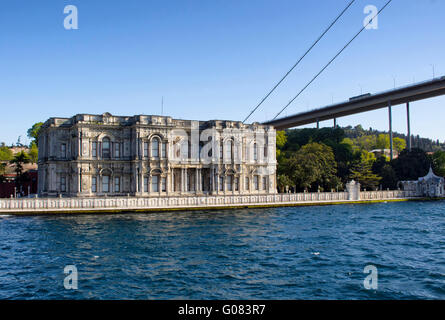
0,201 -> 445,299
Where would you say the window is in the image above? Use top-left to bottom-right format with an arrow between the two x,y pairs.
61,144 -> 66,159
102,176 -> 110,193
175,142 -> 181,159
253,143 -> 258,161
102,138 -> 110,159
152,175 -> 159,192
144,177 -> 149,192
254,175 -> 259,191
152,139 -> 159,158
187,173 -> 193,192
234,177 -> 239,191
161,177 -> 166,192
245,177 -> 250,190
144,142 -> 149,158
115,143 -> 120,158
92,142 -> 97,157
227,175 -> 233,191
60,176 -> 66,192
225,140 -> 233,161
264,145 -> 268,158
161,142 -> 166,158
92,177 -> 97,192
219,176 -> 223,191
219,142 -> 223,161
115,177 -> 120,193
262,177 -> 267,190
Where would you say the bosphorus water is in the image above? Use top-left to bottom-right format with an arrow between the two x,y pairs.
1,201 -> 444,299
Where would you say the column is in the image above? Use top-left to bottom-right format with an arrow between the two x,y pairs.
388,101 -> 393,160
181,168 -> 186,193
148,174 -> 152,194
78,167 -> 82,194
210,168 -> 215,193
240,173 -> 244,194
407,102 -> 412,151
195,168 -> 199,193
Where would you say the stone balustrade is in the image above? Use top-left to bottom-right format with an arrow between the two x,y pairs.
0,190 -> 419,214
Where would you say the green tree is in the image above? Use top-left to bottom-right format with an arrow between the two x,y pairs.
286,142 -> 339,192
391,148 -> 430,181
0,145 -> 13,161
349,149 -> 381,190
10,151 -> 30,181
277,174 -> 293,193
349,161 -> 382,190
379,164 -> 398,189
432,150 -> 445,177
28,141 -> 38,163
276,131 -> 287,149
0,162 -> 6,182
27,122 -> 43,145
393,137 -> 407,153
375,134 -> 389,150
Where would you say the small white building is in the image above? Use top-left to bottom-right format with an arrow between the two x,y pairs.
400,167 -> 445,198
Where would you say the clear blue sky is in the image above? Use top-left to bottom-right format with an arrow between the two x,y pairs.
1,0 -> 444,146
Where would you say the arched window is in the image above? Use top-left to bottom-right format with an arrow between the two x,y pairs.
152,138 -> 159,158
102,138 -> 110,159
225,140 -> 233,161
253,143 -> 258,161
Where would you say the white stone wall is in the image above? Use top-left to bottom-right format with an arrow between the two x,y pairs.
0,190 -> 419,213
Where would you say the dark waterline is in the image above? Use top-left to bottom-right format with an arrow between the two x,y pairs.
1,201 -> 444,300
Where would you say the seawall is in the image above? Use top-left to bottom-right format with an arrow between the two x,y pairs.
0,190 -> 426,216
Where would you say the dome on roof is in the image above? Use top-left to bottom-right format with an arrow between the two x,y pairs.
419,167 -> 443,183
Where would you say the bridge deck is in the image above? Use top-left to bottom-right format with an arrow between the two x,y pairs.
263,76 -> 445,130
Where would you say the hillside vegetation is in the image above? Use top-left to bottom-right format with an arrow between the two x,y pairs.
276,126 -> 445,192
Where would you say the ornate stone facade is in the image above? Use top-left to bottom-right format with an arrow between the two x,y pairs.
37,113 -> 277,197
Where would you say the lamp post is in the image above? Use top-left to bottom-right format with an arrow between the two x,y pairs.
430,64 -> 435,79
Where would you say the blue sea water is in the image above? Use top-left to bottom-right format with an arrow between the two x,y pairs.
0,201 -> 445,300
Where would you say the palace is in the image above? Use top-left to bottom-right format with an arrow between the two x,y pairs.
37,113 -> 277,197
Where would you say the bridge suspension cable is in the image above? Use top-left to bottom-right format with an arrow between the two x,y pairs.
272,0 -> 394,121
242,0 -> 356,124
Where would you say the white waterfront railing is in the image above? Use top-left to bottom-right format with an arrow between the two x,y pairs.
0,190 -> 419,213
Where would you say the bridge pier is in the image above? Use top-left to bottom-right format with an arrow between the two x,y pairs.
406,102 -> 412,151
333,118 -> 337,128
388,101 -> 393,160
316,118 -> 319,129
